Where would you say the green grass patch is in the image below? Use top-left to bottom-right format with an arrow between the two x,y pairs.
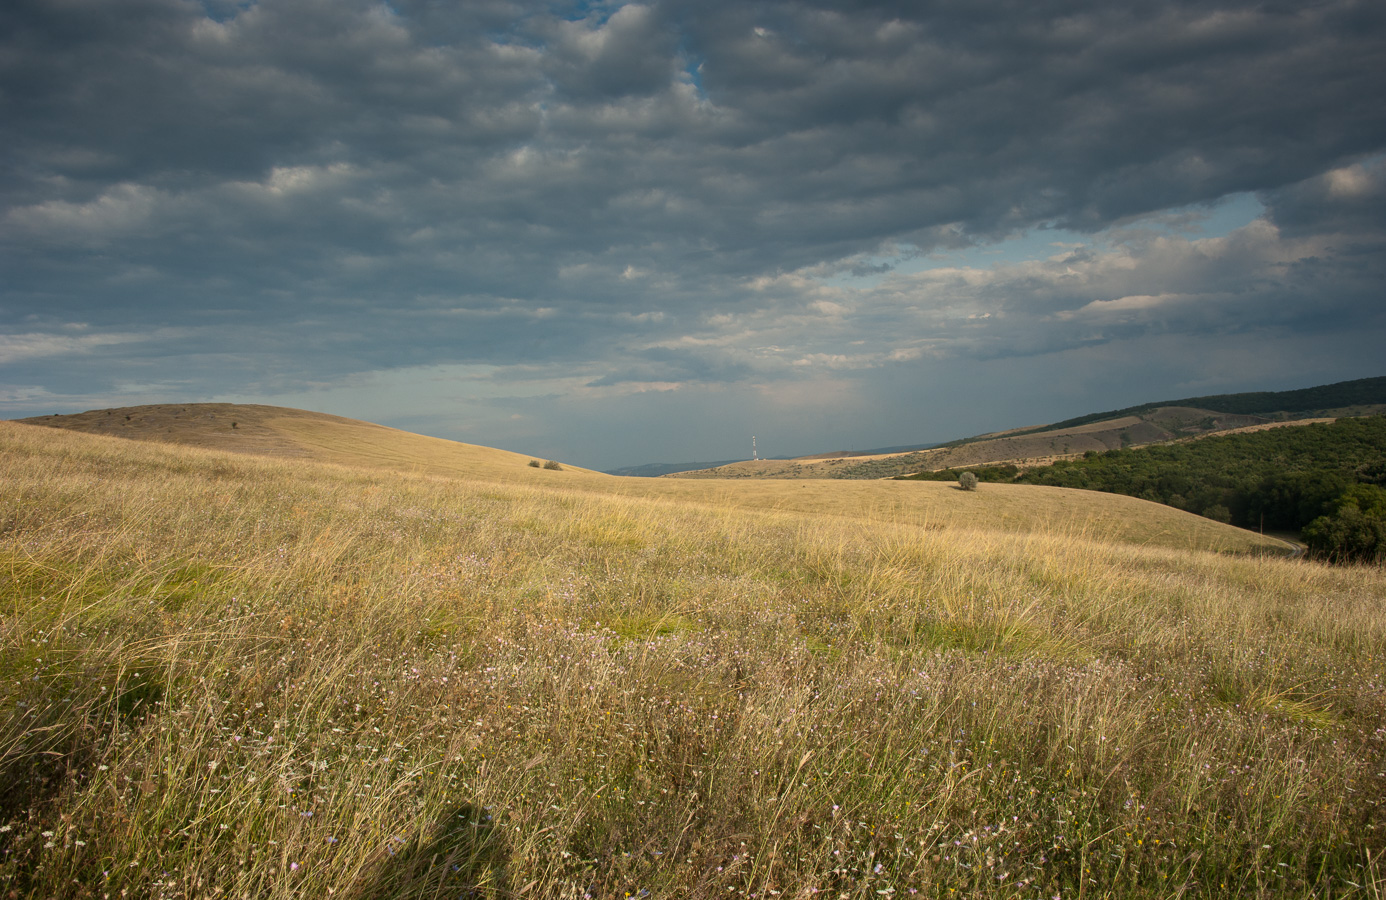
911,617 -> 1093,663
606,610 -> 698,640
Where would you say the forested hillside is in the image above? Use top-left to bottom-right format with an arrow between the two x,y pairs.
900,416 -> 1386,562
1014,375 -> 1386,436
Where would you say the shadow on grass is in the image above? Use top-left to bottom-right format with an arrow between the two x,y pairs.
354,802 -> 512,900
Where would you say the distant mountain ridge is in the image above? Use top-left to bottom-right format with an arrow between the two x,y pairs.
668,375 -> 1386,480
604,458 -> 791,477
1002,375 -> 1386,440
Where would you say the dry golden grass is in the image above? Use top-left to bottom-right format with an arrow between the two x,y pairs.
264,413 -> 605,480
18,403 -> 1283,554
17,404 -> 583,479
2,419 -> 1382,899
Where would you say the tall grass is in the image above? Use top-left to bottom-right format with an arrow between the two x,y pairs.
2,422 -> 1384,898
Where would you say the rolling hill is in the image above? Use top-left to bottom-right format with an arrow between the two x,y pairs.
17,403 -> 599,481
12,403 -> 1286,555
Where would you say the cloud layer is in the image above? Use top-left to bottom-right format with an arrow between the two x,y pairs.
3,0 -> 1384,467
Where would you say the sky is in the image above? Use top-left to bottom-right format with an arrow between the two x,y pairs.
2,0 -> 1384,470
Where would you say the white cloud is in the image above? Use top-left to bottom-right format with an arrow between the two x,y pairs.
1325,164 -> 1374,198
0,330 -> 150,365
3,184 -> 163,244
1059,293 -> 1189,320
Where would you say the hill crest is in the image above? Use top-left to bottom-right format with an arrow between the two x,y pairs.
5,401 -> 1287,555
14,403 -> 597,481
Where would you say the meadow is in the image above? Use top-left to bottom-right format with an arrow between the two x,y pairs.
3,419 -> 1384,898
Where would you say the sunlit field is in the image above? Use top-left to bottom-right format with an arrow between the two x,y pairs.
3,420 -> 1384,898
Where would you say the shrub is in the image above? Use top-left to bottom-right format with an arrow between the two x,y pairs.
1303,489 -> 1386,563
1202,504 -> 1231,523
958,471 -> 978,491
543,460 -> 563,471
528,460 -> 541,468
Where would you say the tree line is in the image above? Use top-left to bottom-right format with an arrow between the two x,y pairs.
898,417 -> 1386,563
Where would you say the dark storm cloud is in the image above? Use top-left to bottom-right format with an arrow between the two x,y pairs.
538,4 -> 679,100
670,0 -> 1386,231
2,0 -> 1384,464
1261,157 -> 1386,238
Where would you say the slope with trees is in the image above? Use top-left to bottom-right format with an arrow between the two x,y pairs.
899,416 -> 1386,562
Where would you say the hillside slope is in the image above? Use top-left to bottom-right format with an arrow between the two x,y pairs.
8,408 -> 1284,555
16,403 -> 600,481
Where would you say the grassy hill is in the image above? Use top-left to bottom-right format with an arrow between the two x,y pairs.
3,415 -> 1382,898
13,404 -> 1283,554
17,403 -> 598,481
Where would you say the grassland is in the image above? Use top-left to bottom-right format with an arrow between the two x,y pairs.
16,404 -> 592,481
3,417 -> 1384,898
16,404 -> 1283,554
